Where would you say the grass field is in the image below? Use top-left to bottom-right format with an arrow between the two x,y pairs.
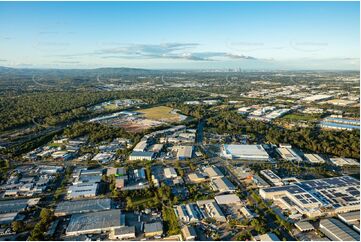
138,106 -> 182,122
282,113 -> 318,121
103,103 -> 119,110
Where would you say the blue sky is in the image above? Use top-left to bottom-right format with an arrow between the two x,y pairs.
0,1 -> 359,70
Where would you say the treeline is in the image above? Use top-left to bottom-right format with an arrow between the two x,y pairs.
0,91 -> 119,131
0,89 -> 206,132
63,122 -> 138,143
207,110 -> 360,159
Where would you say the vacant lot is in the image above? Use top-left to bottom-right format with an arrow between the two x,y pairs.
138,106 -> 184,122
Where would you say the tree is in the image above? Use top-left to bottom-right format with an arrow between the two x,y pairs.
11,221 -> 24,233
40,208 -> 53,223
126,197 -> 134,210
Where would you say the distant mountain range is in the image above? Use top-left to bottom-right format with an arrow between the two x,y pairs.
0,66 -> 160,77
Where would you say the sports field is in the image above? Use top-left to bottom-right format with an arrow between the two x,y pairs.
138,106 -> 183,122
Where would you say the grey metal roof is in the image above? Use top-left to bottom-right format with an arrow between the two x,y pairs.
320,218 -> 360,241
55,198 -> 112,215
0,199 -> 29,214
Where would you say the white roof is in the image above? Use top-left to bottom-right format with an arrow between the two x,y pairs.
223,144 -> 269,158
215,194 -> 241,205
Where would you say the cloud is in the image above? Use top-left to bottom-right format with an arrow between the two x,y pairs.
223,53 -> 257,60
51,42 -> 260,62
53,60 -> 80,64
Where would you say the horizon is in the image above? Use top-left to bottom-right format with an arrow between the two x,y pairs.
0,1 -> 360,70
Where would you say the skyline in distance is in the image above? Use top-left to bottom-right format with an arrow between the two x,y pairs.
0,1 -> 359,70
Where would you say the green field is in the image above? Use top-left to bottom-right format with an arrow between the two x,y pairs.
282,113 -> 318,121
138,106 -> 182,122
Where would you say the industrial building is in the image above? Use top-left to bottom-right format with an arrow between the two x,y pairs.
295,221 -> 314,232
319,218 -> 360,241
66,210 -> 125,236
330,158 -> 360,167
304,154 -> 326,164
55,198 -> 112,216
128,151 -> 155,161
174,203 -> 202,223
276,145 -> 303,162
337,211 -> 360,226
164,167 -> 177,179
109,226 -> 136,240
301,94 -> 333,103
320,117 -> 360,131
211,177 -> 236,193
260,176 -> 360,218
0,199 -> 29,214
187,172 -> 206,183
175,146 -> 194,160
67,183 -> 98,199
204,166 -> 224,179
144,222 -> 163,237
133,140 -> 148,152
181,226 -> 197,241
260,170 -> 283,186
204,201 -> 226,222
214,194 -> 241,205
221,144 -> 270,160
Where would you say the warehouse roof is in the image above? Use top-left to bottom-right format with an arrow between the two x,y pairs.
55,198 -> 112,216
204,166 -> 224,178
66,210 -> 124,235
319,218 -> 360,241
295,221 -> 314,231
144,222 -> 163,233
338,211 -> 360,224
222,144 -> 269,159
214,194 -> 241,205
0,199 -> 29,214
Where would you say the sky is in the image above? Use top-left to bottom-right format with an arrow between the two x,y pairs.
0,1 -> 359,70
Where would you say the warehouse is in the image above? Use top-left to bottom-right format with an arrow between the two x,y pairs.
304,154 -> 326,164
301,94 -> 333,103
260,176 -> 360,217
182,226 -> 197,241
144,222 -> 163,237
204,201 -> 226,222
211,177 -> 236,193
276,145 -> 303,162
133,140 -> 148,152
337,211 -> 360,225
176,146 -> 194,160
187,172 -> 206,183
204,166 -> 224,179
67,183 -> 98,199
260,170 -> 283,186
0,212 -> 18,225
109,226 -> 136,240
0,199 -> 29,214
214,194 -> 241,205
164,167 -> 177,179
55,198 -> 112,216
319,218 -> 360,241
128,151 -> 155,161
329,158 -> 360,167
66,210 -> 125,236
221,144 -> 269,160
174,203 -> 202,223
